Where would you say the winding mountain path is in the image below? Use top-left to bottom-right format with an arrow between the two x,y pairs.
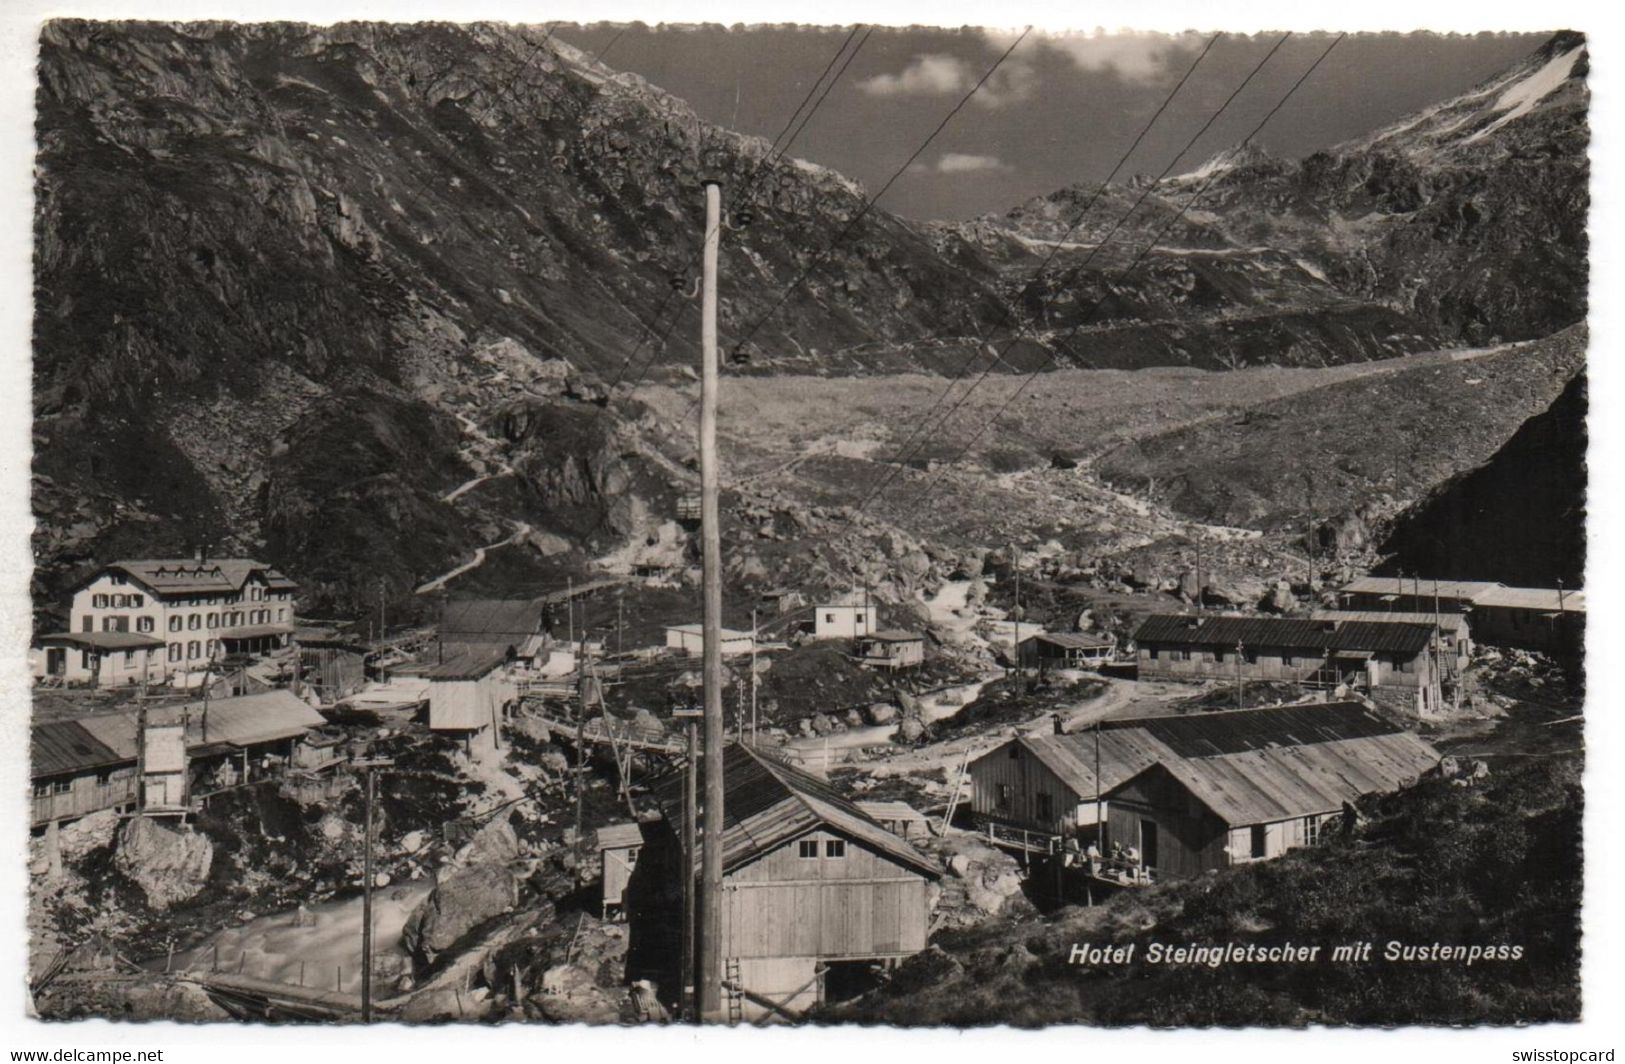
414,520 -> 532,594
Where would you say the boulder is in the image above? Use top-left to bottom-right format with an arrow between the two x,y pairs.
866,703 -> 899,725
896,717 -> 926,743
459,816 -> 521,867
1266,581 -> 1296,613
113,817 -> 214,909
534,963 -> 623,1024
57,808 -> 119,862
843,708 -> 864,727
401,864 -> 519,965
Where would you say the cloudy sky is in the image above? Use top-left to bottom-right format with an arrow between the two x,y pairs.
554,26 -> 1551,219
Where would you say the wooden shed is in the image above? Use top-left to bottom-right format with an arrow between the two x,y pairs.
855,630 -> 925,670
422,646 -> 515,737
1104,720 -> 1440,878
1017,632 -> 1116,670
595,821 -> 646,920
630,744 -> 940,1021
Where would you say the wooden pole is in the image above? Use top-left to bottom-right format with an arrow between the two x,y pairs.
362,765 -> 375,1023
1236,641 -> 1245,709
1012,545 -> 1023,697
750,608 -> 758,746
680,711 -> 700,1021
698,178 -> 726,1022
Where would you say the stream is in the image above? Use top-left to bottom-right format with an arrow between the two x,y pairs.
157,878 -> 434,995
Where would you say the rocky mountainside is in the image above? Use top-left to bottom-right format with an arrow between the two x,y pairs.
31,24 -> 1588,622
31,20 -> 1010,619
941,31 -> 1588,370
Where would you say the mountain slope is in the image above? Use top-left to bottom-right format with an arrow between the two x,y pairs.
31,20 -> 1011,619
941,31 -> 1587,370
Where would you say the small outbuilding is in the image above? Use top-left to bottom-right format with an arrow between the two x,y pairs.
1017,632 -> 1115,671
855,630 -> 925,670
594,821 -> 647,920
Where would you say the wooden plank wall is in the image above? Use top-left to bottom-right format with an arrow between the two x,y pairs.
969,743 -> 1083,835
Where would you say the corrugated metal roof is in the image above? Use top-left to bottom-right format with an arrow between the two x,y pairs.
1310,610 -> 1469,636
420,645 -> 512,680
863,630 -> 923,643
594,822 -> 646,851
35,631 -> 167,650
1134,614 -> 1434,655
1024,632 -> 1115,649
32,720 -> 130,778
1000,730 -> 1179,800
1339,576 -> 1502,600
440,598 -> 549,641
855,800 -> 930,823
652,744 -> 940,879
219,623 -> 294,640
1473,586 -> 1586,613
72,691 -> 325,760
1122,729 -> 1441,825
1101,701 -> 1404,758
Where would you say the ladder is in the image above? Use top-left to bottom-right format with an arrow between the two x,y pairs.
939,748 -> 973,834
724,958 -> 743,1026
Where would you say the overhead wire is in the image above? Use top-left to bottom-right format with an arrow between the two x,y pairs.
897,34 -> 1347,516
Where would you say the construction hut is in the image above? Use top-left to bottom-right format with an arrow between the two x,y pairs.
968,702 -> 1440,875
628,743 -> 941,1021
855,801 -> 932,841
1102,703 -> 1439,878
664,623 -> 754,658
1466,585 -> 1585,658
855,630 -> 925,671
423,645 -> 516,740
1335,576 -> 1503,615
1017,632 -> 1115,671
814,597 -> 880,640
1311,609 -> 1472,674
966,722 -> 1174,854
439,597 -> 550,665
30,631 -> 167,688
32,691 -> 328,827
294,626 -> 369,704
595,821 -> 647,920
30,720 -> 139,829
1133,614 -> 1445,716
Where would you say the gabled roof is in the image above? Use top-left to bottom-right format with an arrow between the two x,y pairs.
32,720 -> 130,778
420,645 -> 512,680
38,691 -> 325,778
861,629 -> 923,643
1473,586 -> 1586,613
977,728 -> 1178,801
1112,729 -> 1441,826
1023,631 -> 1115,649
73,690 -> 326,760
1099,701 -> 1404,758
440,598 -> 548,642
1310,610 -> 1470,636
855,800 -> 931,824
1134,614 -> 1434,655
79,559 -> 297,598
1338,576 -> 1503,601
652,744 -> 939,879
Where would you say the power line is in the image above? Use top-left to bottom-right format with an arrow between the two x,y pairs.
597,26 -> 871,402
858,32 -> 1295,516
726,29 -> 1034,361
848,32 -> 1224,514
900,34 -> 1346,515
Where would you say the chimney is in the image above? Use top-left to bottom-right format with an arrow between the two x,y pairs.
1052,713 -> 1064,736
195,543 -> 208,566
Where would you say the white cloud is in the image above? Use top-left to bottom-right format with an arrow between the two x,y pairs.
908,152 -> 1012,176
857,54 -> 975,97
1037,30 -> 1202,83
936,152 -> 1010,173
857,51 -> 1036,109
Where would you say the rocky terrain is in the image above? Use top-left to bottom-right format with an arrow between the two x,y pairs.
31,23 -> 1589,626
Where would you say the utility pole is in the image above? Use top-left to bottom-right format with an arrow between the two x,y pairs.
749,607 -> 759,746
567,577 -> 575,649
1194,533 -> 1203,612
574,629 -> 588,880
617,588 -> 624,659
355,756 -> 395,1023
673,706 -> 702,1021
1013,544 -> 1023,697
378,577 -> 387,642
697,177 -> 726,1023
1236,641 -> 1245,710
